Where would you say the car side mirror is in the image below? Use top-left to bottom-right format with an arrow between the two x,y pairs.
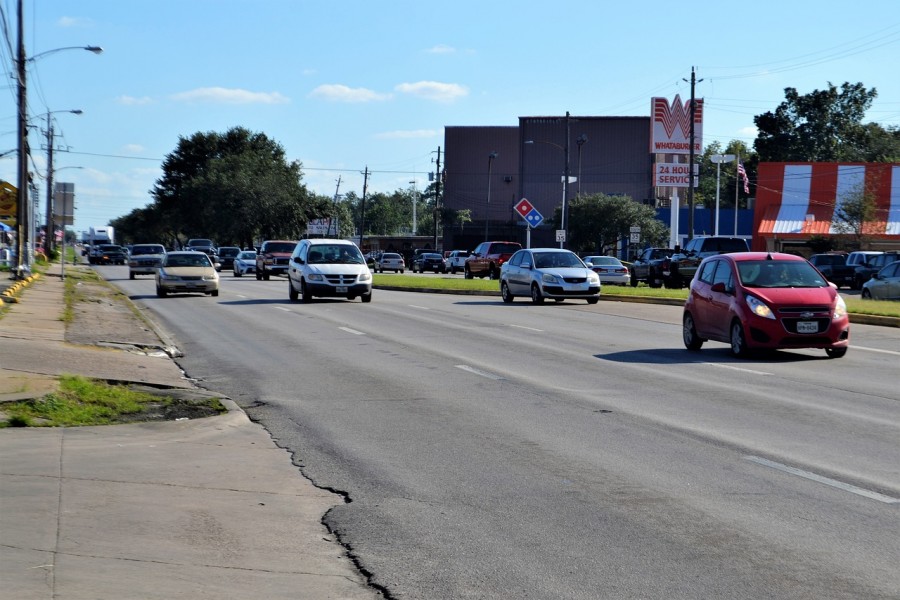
710,282 -> 729,294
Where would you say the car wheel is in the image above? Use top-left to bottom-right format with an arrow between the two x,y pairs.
299,279 -> 311,303
156,286 -> 167,298
450,266 -> 457,274
129,272 -> 135,280
825,347 -> 847,359
530,284 -> 545,304
288,279 -> 298,301
211,289 -> 219,297
586,297 -> 599,305
648,276 -> 662,288
489,264 -> 499,280
361,291 -> 373,303
683,312 -> 703,350
501,281 -> 514,303
400,269 -> 404,274
255,270 -> 262,280
730,320 -> 750,357
263,270 -> 270,281
234,269 -> 242,277
465,267 -> 473,279
862,288 -> 872,299
629,270 -> 638,287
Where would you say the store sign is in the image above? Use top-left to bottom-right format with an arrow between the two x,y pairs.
651,95 -> 704,155
654,163 -> 699,187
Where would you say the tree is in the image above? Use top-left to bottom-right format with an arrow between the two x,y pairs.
753,82 -> 880,162
831,182 -> 880,250
561,193 -> 668,254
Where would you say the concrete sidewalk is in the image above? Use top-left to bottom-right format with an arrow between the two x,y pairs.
0,263 -> 378,599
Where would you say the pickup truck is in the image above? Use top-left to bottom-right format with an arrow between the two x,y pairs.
664,236 -> 750,288
445,250 -> 470,274
629,247 -> 675,287
808,253 -> 855,289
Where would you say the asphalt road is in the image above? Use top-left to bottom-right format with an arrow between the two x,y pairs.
105,266 -> 900,600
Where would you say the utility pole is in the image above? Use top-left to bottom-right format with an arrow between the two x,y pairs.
684,67 -> 702,241
14,0 -> 28,278
330,175 -> 341,237
44,114 -> 55,254
563,111 -> 570,249
359,167 -> 369,250
434,146 -> 442,251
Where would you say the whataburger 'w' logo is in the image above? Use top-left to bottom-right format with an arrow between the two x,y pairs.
651,95 -> 704,154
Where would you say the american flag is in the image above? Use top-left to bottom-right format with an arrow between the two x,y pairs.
737,161 -> 750,194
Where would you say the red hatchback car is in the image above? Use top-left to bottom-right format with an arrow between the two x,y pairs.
682,252 -> 850,358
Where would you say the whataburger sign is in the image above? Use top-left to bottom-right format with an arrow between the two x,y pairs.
0,180 -> 16,227
651,95 -> 703,155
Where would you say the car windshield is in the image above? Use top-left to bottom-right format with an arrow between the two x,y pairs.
166,254 -> 211,268
131,245 -> 164,255
492,243 -> 520,254
267,242 -> 296,253
238,251 -> 256,259
534,252 -> 584,269
218,247 -> 239,257
308,245 -> 364,264
585,256 -> 618,265
738,260 -> 827,288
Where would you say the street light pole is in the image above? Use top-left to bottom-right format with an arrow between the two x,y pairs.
485,152 -> 497,242
563,111 -> 570,249
710,153 -> 736,236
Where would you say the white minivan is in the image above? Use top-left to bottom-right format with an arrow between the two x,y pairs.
287,239 -> 373,303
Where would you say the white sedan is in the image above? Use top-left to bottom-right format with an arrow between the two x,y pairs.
155,251 -> 219,297
582,255 -> 630,286
232,250 -> 258,277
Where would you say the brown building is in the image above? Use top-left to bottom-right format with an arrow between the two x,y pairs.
442,115 -> 653,251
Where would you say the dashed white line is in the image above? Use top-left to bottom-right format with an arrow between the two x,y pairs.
508,324 -> 544,332
703,363 -> 771,375
274,306 -> 291,312
745,456 -> 899,504
339,327 -> 365,335
456,365 -> 506,380
408,304 -> 430,310
852,345 -> 900,357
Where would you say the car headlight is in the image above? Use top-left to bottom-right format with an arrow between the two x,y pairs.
159,270 -> 178,281
745,295 -> 774,319
833,295 -> 847,319
587,273 -> 600,285
358,270 -> 372,283
202,274 -> 218,281
307,273 -> 324,282
541,273 -> 560,284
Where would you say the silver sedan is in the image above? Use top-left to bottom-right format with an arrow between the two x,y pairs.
582,255 -> 630,286
500,248 -> 601,304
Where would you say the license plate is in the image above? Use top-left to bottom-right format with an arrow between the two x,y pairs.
336,286 -> 348,293
797,321 -> 818,334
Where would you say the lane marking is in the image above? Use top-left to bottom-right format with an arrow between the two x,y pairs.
745,456 -> 899,504
274,306 -> 291,312
852,345 -> 900,357
408,304 -> 430,310
508,324 -> 544,332
456,365 -> 506,380
703,363 -> 771,375
339,327 -> 365,335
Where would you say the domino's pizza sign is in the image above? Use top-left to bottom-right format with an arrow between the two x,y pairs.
514,198 -> 543,229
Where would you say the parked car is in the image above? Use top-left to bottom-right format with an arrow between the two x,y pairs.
185,238 -> 216,252
376,252 -> 405,273
287,239 -> 372,302
446,250 -> 471,274
664,236 -> 750,288
93,244 -> 128,265
215,246 -> 241,272
155,251 -> 220,297
500,248 -> 601,304
808,253 -> 855,289
412,252 -> 447,273
629,247 -> 676,288
682,252 -> 849,358
846,250 -> 883,289
465,241 -> 522,279
232,250 -> 258,277
127,243 -> 167,279
582,256 -> 630,286
255,240 -> 296,280
854,251 -> 900,290
861,260 -> 900,300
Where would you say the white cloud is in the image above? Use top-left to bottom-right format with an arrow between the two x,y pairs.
58,16 -> 93,28
375,129 -> 438,140
170,87 -> 289,104
122,144 -> 144,154
426,44 -> 456,54
738,126 -> 759,137
395,81 -> 468,103
116,95 -> 154,106
309,84 -> 391,103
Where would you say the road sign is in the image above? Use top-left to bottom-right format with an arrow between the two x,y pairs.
556,230 -> 566,242
524,208 -> 543,228
630,232 -> 640,243
514,198 -> 534,218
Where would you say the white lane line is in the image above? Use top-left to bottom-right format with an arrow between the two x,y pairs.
408,304 -> 430,310
456,365 -> 506,380
745,456 -> 899,504
704,363 -> 771,375
274,306 -> 291,312
852,345 -> 900,357
235,294 -> 248,299
339,327 -> 365,335
508,324 -> 544,332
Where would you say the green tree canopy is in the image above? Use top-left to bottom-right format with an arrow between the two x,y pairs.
753,82 -> 892,162
561,193 -> 669,254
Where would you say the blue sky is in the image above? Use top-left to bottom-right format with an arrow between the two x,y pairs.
2,0 -> 899,236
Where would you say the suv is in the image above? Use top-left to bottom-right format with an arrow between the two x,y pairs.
128,243 -> 166,279
629,247 -> 675,288
93,244 -> 128,265
446,250 -> 470,274
255,240 -> 296,280
185,238 -> 216,252
215,246 -> 241,272
808,253 -> 855,289
664,236 -> 749,288
464,241 -> 522,279
287,238 -> 372,302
